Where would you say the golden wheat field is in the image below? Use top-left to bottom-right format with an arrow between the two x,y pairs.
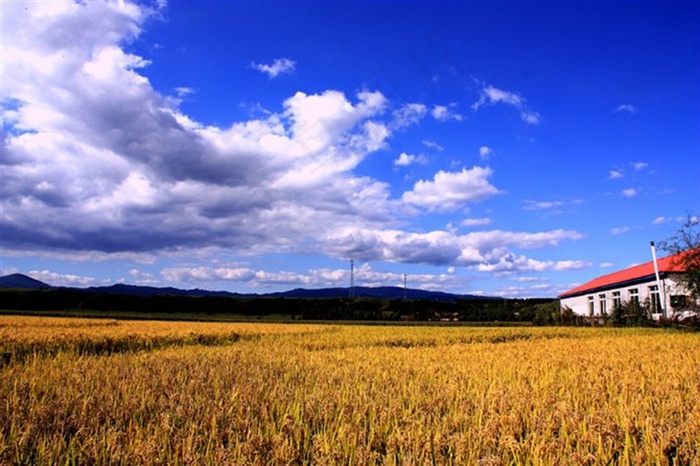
1,315 -> 699,465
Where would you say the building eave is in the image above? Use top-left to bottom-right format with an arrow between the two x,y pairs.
559,273 -> 667,299
558,249 -> 692,300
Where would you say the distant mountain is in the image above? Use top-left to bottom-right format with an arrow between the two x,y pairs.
0,274 -> 498,301
86,283 -> 245,298
0,273 -> 52,289
87,284 -> 480,301
266,286 -> 495,301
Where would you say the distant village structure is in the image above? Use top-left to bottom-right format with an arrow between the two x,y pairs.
559,247 -> 695,320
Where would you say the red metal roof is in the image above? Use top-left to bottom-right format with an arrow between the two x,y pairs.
559,250 -> 690,298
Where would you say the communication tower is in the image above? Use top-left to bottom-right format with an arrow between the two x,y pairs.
349,259 -> 355,298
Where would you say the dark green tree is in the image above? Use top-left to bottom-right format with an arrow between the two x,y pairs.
659,214 -> 700,305
532,301 -> 561,326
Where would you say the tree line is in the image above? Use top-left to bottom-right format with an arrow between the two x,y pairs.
0,288 -> 554,323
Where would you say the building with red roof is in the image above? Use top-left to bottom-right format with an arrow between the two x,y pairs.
559,248 -> 694,318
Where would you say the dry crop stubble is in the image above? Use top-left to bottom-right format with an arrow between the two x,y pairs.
1,316 -> 699,464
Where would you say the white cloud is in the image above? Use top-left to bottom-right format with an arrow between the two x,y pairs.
0,0 -> 587,289
162,266 -> 258,283
0,267 -> 21,276
462,229 -> 584,252
462,217 -> 492,227
402,167 -> 501,211
422,139 -> 444,152
1,1 -> 397,256
250,58 -> 296,78
652,216 -> 694,225
608,162 -> 647,180
520,112 -> 541,125
600,262 -> 615,268
479,146 -> 493,160
283,89 -> 386,155
615,104 -> 636,113
128,268 -> 158,284
610,226 -> 631,235
622,188 -> 638,198
523,200 -> 564,211
162,263 -> 466,292
394,152 -> 427,167
28,270 -> 97,287
391,103 -> 427,129
472,84 -> 540,125
474,255 -> 590,274
431,104 -> 463,122
323,227 -> 583,269
510,276 -> 543,283
174,86 -> 196,98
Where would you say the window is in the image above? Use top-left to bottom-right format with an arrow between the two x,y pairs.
599,294 -> 607,315
629,288 -> 639,304
588,296 -> 595,316
649,285 -> 661,314
612,291 -> 622,310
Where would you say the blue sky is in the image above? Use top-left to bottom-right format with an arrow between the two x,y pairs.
1,0 -> 698,297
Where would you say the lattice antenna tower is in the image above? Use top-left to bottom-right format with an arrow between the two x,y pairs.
349,259 -> 355,298
403,274 -> 407,300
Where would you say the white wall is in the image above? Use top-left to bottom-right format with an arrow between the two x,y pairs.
561,274 -> 688,317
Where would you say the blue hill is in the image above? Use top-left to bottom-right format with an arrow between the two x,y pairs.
0,273 -> 52,289
1,274 -> 499,301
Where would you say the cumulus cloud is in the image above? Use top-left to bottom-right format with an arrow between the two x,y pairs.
475,255 -> 590,274
393,152 -> 427,167
609,169 -> 624,179
461,229 -> 583,252
162,262 -> 465,291
1,0 -> 586,286
282,89 -> 387,157
1,1 -> 401,256
402,167 -> 501,211
250,58 -> 296,78
323,227 -> 583,269
622,188 -> 638,198
472,83 -> 540,124
28,270 -> 97,287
